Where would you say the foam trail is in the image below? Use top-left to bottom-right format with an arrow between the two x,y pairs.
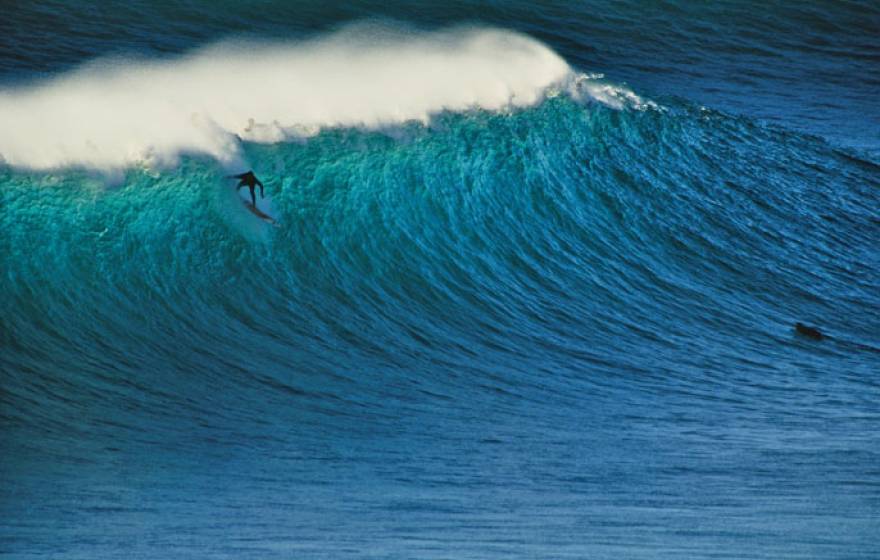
0,25 -> 575,172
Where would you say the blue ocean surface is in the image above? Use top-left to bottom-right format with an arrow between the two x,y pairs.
1,2 -> 879,558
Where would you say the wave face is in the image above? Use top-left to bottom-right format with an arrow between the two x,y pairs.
3,6 -> 880,560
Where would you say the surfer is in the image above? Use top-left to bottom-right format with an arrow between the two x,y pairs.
228,170 -> 264,207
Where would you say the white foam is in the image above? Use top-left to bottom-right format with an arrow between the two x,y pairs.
568,73 -> 658,111
0,24 -> 649,172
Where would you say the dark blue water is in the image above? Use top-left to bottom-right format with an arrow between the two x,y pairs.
2,2 -> 879,558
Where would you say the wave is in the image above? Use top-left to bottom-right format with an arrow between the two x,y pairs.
3,23 -> 877,425
4,95 -> 878,374
0,24 -> 594,172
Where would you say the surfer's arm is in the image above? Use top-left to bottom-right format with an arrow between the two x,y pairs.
257,179 -> 265,198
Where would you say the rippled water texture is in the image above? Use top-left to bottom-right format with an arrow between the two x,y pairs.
2,2 -> 879,559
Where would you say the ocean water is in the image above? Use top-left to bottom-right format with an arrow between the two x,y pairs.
2,2 -> 879,558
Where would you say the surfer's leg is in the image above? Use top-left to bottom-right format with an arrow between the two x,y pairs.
249,186 -> 256,206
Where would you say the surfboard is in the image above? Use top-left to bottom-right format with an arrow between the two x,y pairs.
243,201 -> 277,225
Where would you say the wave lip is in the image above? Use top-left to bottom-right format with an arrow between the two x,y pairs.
0,25 -> 574,172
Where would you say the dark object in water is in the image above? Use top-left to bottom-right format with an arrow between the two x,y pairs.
795,322 -> 823,340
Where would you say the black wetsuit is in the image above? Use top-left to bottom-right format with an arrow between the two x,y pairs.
229,171 -> 264,206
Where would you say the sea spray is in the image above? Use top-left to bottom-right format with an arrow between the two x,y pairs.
0,25 -> 573,171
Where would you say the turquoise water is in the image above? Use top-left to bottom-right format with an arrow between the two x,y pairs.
2,2 -> 879,558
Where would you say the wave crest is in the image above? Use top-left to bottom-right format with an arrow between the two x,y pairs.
0,25 -> 582,171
